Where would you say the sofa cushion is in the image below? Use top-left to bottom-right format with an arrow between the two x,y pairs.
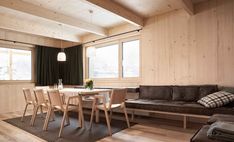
207,114 -> 234,125
126,99 -> 234,116
172,86 -> 199,101
220,87 -> 234,94
198,91 -> 234,108
199,85 -> 218,99
191,125 -> 224,142
139,86 -> 172,100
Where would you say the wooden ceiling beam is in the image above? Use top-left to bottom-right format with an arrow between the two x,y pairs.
181,0 -> 194,15
0,14 -> 81,42
86,0 -> 144,27
0,0 -> 108,36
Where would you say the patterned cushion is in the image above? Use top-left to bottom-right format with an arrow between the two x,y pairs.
197,91 -> 234,108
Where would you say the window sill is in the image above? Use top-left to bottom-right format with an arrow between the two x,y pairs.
0,80 -> 35,85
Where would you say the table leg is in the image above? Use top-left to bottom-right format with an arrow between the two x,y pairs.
95,106 -> 100,123
78,95 -> 85,128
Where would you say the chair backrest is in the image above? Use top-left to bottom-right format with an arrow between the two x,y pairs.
35,86 -> 50,89
22,88 -> 33,103
47,89 -> 63,109
33,89 -> 46,105
109,89 -> 127,107
35,86 -> 50,93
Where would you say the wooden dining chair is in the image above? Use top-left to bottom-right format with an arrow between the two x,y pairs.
43,89 -> 79,137
21,88 -> 35,122
30,89 -> 51,126
89,89 -> 130,136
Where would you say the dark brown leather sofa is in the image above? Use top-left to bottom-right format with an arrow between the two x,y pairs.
126,85 -> 234,116
126,85 -> 234,130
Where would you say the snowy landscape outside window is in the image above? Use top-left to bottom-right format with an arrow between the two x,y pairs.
0,47 -> 32,80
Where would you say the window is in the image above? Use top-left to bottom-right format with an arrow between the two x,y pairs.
0,47 -> 32,80
88,44 -> 119,78
87,38 -> 140,79
122,40 -> 140,78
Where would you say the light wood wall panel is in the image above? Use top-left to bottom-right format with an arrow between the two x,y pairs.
0,83 -> 34,113
141,0 -> 234,86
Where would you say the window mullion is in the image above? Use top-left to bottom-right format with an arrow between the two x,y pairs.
119,41 -> 123,79
9,49 -> 12,80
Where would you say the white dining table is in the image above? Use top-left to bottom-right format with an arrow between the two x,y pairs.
58,88 -> 112,128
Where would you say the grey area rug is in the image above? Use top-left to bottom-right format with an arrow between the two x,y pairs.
4,112 -> 132,142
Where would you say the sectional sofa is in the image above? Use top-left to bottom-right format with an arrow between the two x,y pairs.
126,85 -> 234,128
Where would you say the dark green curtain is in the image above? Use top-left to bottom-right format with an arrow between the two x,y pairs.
61,45 -> 83,85
36,46 -> 60,86
35,45 -> 83,86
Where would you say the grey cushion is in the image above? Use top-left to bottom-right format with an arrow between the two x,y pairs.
139,86 -> 172,100
172,86 -> 199,101
220,87 -> 234,94
199,85 -> 218,99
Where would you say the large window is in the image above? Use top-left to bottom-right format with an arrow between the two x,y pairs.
122,40 -> 140,77
89,44 -> 119,78
0,47 -> 32,80
87,38 -> 140,79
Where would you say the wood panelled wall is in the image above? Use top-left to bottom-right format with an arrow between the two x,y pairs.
141,0 -> 234,86
0,83 -> 34,113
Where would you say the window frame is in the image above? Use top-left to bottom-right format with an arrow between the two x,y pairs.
88,42 -> 120,79
85,36 -> 141,82
121,38 -> 140,79
0,42 -> 35,83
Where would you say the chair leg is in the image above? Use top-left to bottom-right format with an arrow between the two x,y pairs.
95,109 -> 100,123
104,109 -> 112,136
50,109 -> 55,121
43,107 -> 52,131
30,106 -> 39,126
40,106 -> 43,117
59,111 -> 67,138
109,110 -> 112,123
131,110 -> 135,121
123,105 -> 130,128
65,112 -> 70,125
89,99 -> 96,129
21,104 -> 29,122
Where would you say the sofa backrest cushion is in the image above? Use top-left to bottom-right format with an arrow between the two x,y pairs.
139,86 -> 172,100
199,85 -> 218,99
172,86 -> 199,101
219,86 -> 234,94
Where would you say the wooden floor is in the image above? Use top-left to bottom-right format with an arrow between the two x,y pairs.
0,111 -> 195,142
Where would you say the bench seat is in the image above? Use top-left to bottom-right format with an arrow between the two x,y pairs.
126,99 -> 234,116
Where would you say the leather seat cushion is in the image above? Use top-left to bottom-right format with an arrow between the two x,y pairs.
126,99 -> 234,116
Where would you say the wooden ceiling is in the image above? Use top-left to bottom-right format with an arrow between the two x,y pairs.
0,0 -> 207,43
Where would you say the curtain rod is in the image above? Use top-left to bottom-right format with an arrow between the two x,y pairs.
83,28 -> 142,45
0,38 -> 36,46
0,28 -> 142,47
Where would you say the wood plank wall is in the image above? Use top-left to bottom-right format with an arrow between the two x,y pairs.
0,83 -> 34,113
141,0 -> 234,86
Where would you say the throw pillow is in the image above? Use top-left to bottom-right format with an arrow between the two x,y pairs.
197,91 -> 234,108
